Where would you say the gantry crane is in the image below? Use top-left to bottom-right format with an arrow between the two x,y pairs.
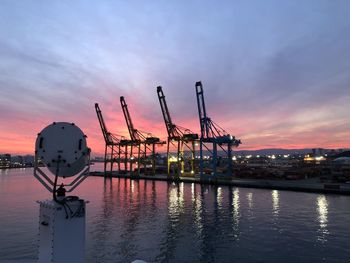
195,81 -> 241,178
120,96 -> 165,175
157,86 -> 198,177
95,103 -> 130,176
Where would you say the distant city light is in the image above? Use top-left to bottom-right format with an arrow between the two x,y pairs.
315,156 -> 325,161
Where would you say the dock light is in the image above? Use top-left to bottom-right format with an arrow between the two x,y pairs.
191,170 -> 194,174
315,156 -> 325,161
169,156 -> 178,162
34,122 -> 90,263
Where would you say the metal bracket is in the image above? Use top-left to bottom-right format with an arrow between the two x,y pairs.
34,154 -> 90,193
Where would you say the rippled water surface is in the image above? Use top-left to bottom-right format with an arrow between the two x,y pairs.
1,166 -> 350,262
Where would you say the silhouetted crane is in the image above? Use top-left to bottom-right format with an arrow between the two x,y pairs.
195,81 -> 241,178
95,103 -> 129,175
157,86 -> 198,177
120,96 -> 165,175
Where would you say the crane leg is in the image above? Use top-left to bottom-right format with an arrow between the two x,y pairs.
137,144 -> 141,176
177,140 -> 181,178
104,145 -> 108,177
213,142 -> 217,177
110,145 -> 114,174
125,146 -> 128,173
130,145 -> 133,175
118,145 -> 121,173
167,139 -> 170,177
199,141 -> 203,178
152,143 -> 156,175
191,141 -> 195,175
228,142 -> 232,176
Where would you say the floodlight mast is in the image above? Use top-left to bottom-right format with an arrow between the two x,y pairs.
34,122 -> 91,263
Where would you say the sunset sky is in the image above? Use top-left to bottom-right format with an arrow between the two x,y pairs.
0,0 -> 349,155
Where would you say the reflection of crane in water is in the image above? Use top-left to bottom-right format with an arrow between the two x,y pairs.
142,180 -> 157,214
155,183 -> 186,262
88,178 -> 117,262
228,187 -> 240,235
115,179 -> 141,261
195,186 -> 219,262
190,185 -> 241,262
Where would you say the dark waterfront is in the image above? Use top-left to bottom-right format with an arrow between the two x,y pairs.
1,166 -> 350,263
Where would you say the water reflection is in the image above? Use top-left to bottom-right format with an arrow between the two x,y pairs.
0,168 -> 10,175
168,182 -> 184,217
119,179 -> 142,260
196,186 -> 220,262
231,188 -> 240,231
190,183 -> 204,245
89,177 -> 116,262
194,191 -> 203,236
191,183 -> 195,200
156,183 -> 185,262
144,180 -> 157,212
247,192 -> 253,209
131,179 -> 135,193
272,190 -> 279,216
317,195 -> 329,243
3,168 -> 350,263
216,187 -> 223,209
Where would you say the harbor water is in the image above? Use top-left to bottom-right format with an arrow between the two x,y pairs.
0,165 -> 350,263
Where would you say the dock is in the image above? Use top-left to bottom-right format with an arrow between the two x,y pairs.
90,171 -> 350,195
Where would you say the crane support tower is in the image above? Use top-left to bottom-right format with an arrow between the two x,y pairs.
195,81 -> 241,179
95,103 -> 130,176
120,96 -> 165,176
157,86 -> 198,178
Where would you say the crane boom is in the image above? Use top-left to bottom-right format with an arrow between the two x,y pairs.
95,103 -> 114,144
157,86 -> 181,139
196,81 -> 241,143
120,96 -> 140,142
95,102 -> 125,175
195,81 -> 210,139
